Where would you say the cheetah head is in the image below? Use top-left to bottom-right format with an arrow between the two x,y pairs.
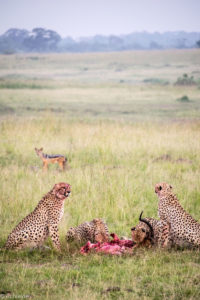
155,182 -> 172,196
52,182 -> 71,200
131,224 -> 150,243
66,228 -> 82,242
131,211 -> 154,244
91,218 -> 102,226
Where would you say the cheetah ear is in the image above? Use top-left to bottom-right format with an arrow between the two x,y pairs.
52,183 -> 59,194
170,185 -> 173,189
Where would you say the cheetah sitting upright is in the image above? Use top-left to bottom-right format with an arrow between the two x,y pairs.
4,183 -> 71,251
66,218 -> 109,244
155,182 -> 200,248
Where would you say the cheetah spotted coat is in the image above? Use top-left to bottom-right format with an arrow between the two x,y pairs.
135,217 -> 171,247
4,183 -> 71,251
155,182 -> 200,248
66,219 -> 109,244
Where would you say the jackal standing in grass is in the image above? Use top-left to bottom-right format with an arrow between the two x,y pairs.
35,147 -> 67,171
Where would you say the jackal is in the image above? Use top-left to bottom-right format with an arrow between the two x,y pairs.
35,147 -> 67,171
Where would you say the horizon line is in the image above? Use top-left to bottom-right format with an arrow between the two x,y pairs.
1,27 -> 200,39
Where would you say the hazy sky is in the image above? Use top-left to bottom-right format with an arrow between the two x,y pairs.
0,0 -> 200,37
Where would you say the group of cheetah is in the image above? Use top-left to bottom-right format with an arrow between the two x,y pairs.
4,182 -> 109,251
3,180 -> 200,251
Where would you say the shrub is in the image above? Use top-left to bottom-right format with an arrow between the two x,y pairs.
176,95 -> 190,102
175,73 -> 196,86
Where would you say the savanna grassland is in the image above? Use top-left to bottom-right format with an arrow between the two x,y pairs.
0,49 -> 200,300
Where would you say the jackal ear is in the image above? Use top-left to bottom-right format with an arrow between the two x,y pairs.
40,147 -> 43,151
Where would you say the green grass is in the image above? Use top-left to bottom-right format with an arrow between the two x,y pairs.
0,80 -> 52,89
1,249 -> 200,300
0,49 -> 200,299
0,84 -> 200,121
0,50 -> 200,121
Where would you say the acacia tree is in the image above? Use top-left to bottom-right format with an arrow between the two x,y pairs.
24,28 -> 61,52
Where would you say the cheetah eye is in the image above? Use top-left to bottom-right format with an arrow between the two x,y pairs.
141,228 -> 146,233
131,227 -> 136,231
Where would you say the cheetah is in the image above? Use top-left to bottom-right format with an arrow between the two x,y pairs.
155,182 -> 200,248
131,211 -> 171,248
4,183 -> 71,251
66,218 -> 109,244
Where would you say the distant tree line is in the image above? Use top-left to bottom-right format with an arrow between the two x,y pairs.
0,27 -> 200,54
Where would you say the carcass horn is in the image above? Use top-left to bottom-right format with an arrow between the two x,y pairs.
139,211 -> 154,239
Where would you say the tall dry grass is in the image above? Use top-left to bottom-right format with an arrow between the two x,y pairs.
1,117 -> 200,240
1,117 -> 200,299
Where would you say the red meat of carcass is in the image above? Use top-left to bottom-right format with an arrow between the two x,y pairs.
80,233 -> 134,255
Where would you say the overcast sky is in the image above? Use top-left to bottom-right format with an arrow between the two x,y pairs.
0,0 -> 200,37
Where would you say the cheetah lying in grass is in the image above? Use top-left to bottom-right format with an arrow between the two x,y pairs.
4,183 -> 71,251
155,182 -> 200,248
66,218 -> 109,244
